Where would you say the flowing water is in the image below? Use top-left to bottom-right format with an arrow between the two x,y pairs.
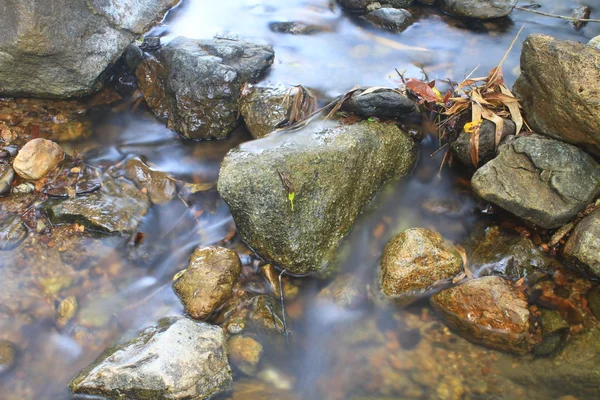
1,1 -> 599,399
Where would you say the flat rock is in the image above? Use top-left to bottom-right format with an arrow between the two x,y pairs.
12,139 -> 64,180
440,0 -> 517,20
0,0 -> 178,98
514,34 -> 600,156
173,246 -> 242,320
341,87 -> 417,120
47,177 -> 150,234
69,316 -> 232,399
563,209 -> 600,279
136,36 -> 274,139
124,158 -> 177,205
431,276 -> 534,354
218,120 -> 417,276
472,134 -> 600,229
379,228 -> 463,305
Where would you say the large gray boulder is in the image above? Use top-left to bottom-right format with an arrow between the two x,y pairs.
514,34 -> 600,156
0,0 -> 178,98
564,209 -> 600,279
70,317 -> 232,399
218,120 -> 417,276
136,37 -> 275,139
440,0 -> 517,19
472,134 -> 600,229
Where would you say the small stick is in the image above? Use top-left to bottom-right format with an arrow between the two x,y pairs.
278,269 -> 290,339
514,6 -> 600,23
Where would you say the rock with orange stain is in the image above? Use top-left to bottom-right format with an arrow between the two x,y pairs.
431,276 -> 535,354
228,335 -> 263,376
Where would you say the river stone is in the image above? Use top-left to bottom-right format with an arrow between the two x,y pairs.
0,340 -> 16,376
124,158 -> 177,205
0,0 -> 177,98
440,0 -> 517,19
136,36 -> 274,139
379,228 -> 463,305
239,84 -> 293,139
470,226 -> 553,280
0,213 -> 27,251
452,119 -> 515,169
341,87 -> 417,120
0,164 -> 14,195
12,138 -> 64,180
514,35 -> 600,156
588,35 -> 600,50
218,120 -> 417,276
361,8 -> 414,32
69,316 -> 232,399
47,177 -> 150,234
563,209 -> 600,279
228,335 -> 263,376
173,246 -> 242,320
431,276 -> 533,354
532,309 -> 569,356
472,134 -> 600,229
338,0 -> 413,12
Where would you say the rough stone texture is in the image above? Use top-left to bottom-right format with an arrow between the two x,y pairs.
173,246 -> 242,320
218,120 -> 417,276
12,139 -> 64,180
514,34 -> 600,156
431,276 -> 534,354
341,87 -> 417,120
469,226 -> 554,280
361,8 -> 414,32
124,158 -> 177,205
588,35 -> 600,50
338,0 -> 413,12
440,0 -> 517,20
379,228 -> 463,305
472,134 -> 600,229
47,177 -> 150,234
452,119 -> 515,169
0,165 -> 14,195
0,0 -> 178,98
136,36 -> 274,139
239,84 -> 292,139
69,317 -> 232,399
228,335 -> 263,376
563,209 -> 600,279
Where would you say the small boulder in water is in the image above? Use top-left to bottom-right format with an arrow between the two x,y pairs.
0,165 -> 15,195
341,87 -> 417,120
69,316 -> 232,399
361,8 -> 414,32
440,0 -> 517,20
378,228 -> 463,305
124,158 -> 177,205
173,246 -> 242,320
563,209 -> 600,279
431,276 -> 534,354
12,138 -> 64,180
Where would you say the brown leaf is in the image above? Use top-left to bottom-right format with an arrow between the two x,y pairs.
499,85 -> 523,135
405,78 -> 439,103
469,119 -> 481,167
480,106 -> 505,148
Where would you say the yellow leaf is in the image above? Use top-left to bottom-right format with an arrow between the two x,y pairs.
464,120 -> 482,134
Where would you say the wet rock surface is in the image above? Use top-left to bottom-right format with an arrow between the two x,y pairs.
440,0 -> 517,20
563,209 -> 600,279
228,335 -> 263,376
239,84 -> 293,139
0,213 -> 27,251
338,0 -> 413,12
469,226 -> 554,280
136,36 -> 274,139
452,119 -> 515,168
173,246 -> 242,320
47,177 -> 150,234
514,34 -> 600,156
0,164 -> 14,195
70,316 -> 232,399
379,228 -> 463,305
431,276 -> 534,354
269,21 -> 328,35
124,158 -> 177,205
12,139 -> 64,181
341,87 -> 417,120
218,120 -> 417,276
532,309 -> 568,356
472,134 -> 600,229
0,0 -> 178,98
361,8 -> 414,32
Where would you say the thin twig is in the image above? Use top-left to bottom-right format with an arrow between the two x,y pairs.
515,6 -> 600,23
278,269 -> 290,339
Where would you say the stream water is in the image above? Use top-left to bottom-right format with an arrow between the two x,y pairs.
1,1 -> 599,399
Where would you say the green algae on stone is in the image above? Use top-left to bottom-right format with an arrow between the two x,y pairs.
218,120 -> 417,276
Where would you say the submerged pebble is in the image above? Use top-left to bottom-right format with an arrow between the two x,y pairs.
12,138 -> 64,180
